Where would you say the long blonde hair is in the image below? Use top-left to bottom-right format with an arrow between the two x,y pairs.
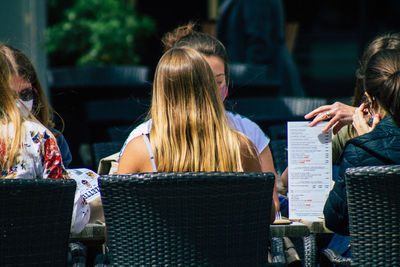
0,47 -> 26,176
0,45 -> 64,136
150,47 -> 249,172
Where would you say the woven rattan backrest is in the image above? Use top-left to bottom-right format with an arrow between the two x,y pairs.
345,165 -> 400,266
99,172 -> 275,266
0,178 -> 76,267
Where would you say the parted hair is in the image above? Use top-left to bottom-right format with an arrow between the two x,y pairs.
150,47 -> 250,172
364,49 -> 400,127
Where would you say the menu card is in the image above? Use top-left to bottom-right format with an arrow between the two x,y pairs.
67,168 -> 100,203
287,121 -> 332,221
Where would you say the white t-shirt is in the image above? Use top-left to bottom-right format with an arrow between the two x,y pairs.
119,111 -> 270,157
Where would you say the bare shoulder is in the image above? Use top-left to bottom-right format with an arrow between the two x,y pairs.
118,135 -> 148,174
238,133 -> 261,172
124,135 -> 147,154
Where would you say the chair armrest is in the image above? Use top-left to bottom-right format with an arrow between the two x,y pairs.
322,248 -> 352,266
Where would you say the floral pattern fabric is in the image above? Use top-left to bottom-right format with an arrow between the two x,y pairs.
0,120 -> 65,179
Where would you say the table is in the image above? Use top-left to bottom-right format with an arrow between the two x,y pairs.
270,219 -> 333,267
70,223 -> 106,266
271,221 -> 310,237
70,223 -> 106,243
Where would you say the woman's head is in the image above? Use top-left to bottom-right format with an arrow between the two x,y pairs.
152,46 -> 224,130
0,44 -> 27,173
162,23 -> 229,100
354,33 -> 400,106
150,46 -> 245,172
0,46 -> 20,122
363,49 -> 400,126
0,45 -> 55,130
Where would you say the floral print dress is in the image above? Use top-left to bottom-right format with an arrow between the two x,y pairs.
0,120 -> 65,179
0,120 -> 91,233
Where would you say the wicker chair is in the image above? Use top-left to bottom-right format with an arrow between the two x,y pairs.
0,178 -> 76,267
324,165 -> 400,266
91,141 -> 124,170
346,165 -> 400,266
99,172 -> 275,266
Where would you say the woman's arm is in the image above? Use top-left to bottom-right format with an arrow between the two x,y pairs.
42,134 -> 65,179
304,102 -> 356,134
117,136 -> 149,174
240,137 -> 276,223
259,145 -> 280,216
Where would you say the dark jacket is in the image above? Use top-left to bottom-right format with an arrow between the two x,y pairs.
53,129 -> 72,168
324,117 -> 400,235
217,0 -> 284,65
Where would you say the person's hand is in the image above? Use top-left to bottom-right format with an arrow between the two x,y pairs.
352,103 -> 380,135
304,102 -> 357,134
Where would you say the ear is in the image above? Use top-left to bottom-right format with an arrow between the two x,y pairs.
365,92 -> 376,108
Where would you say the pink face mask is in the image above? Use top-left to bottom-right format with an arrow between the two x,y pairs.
219,84 -> 228,102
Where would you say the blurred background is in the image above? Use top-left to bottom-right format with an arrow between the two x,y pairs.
0,0 -> 399,169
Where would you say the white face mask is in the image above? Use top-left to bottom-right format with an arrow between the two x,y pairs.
16,99 -> 33,118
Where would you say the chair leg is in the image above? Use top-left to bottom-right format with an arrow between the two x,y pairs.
271,237 -> 287,265
303,234 -> 317,267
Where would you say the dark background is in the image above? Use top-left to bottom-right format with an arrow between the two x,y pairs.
46,0 -> 400,168
47,0 -> 400,98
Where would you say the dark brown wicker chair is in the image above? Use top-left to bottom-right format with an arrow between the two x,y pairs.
346,165 -> 400,266
324,165 -> 400,266
99,172 -> 275,266
0,178 -> 76,267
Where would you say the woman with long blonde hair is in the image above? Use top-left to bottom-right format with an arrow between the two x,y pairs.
0,46 -> 64,178
0,43 -> 91,233
118,46 -> 262,173
0,44 -> 72,167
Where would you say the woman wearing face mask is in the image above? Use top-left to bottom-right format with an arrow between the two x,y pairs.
0,43 -> 91,233
115,23 -> 280,213
0,45 -> 72,167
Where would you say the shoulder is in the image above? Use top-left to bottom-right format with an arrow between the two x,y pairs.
226,111 -> 257,128
118,135 -> 148,173
226,111 -> 269,152
122,135 -> 147,156
24,120 -> 50,133
129,120 -> 152,137
23,120 -> 55,141
120,120 -> 152,156
237,133 -> 261,172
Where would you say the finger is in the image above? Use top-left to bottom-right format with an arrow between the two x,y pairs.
353,106 -> 363,117
321,115 -> 340,133
352,109 -> 361,125
304,105 -> 330,119
307,113 -> 327,127
332,121 -> 345,135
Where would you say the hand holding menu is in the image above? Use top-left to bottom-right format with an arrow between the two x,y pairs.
287,121 -> 332,221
